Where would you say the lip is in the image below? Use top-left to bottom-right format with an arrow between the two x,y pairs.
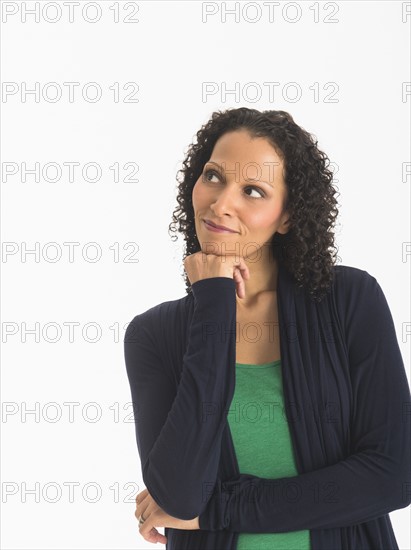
203,219 -> 238,233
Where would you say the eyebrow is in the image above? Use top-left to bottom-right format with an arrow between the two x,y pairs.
204,160 -> 274,188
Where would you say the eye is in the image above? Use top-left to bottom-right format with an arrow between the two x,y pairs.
244,186 -> 265,199
202,168 -> 220,183
202,168 -> 266,199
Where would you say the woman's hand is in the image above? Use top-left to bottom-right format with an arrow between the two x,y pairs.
135,488 -> 200,544
184,251 -> 250,299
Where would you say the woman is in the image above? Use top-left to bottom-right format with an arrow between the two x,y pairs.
124,107 -> 411,549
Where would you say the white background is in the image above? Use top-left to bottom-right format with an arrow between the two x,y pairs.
1,0 -> 410,548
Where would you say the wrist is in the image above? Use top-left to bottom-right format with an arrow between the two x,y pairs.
192,516 -> 200,529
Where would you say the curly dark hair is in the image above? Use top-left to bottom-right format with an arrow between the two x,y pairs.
168,107 -> 341,302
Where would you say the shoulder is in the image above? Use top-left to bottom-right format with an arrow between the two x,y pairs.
330,264 -> 390,325
124,292 -> 193,344
315,264 -> 381,324
124,277 -> 235,340
332,263 -> 375,284
331,263 -> 379,298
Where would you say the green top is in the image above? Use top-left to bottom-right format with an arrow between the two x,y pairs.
227,360 -> 311,549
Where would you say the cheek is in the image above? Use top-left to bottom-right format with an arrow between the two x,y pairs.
192,180 -> 207,209
248,205 -> 282,230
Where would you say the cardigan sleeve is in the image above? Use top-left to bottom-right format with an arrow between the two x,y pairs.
124,276 -> 237,521
199,271 -> 411,533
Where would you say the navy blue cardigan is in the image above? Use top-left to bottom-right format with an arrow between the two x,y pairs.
124,262 -> 411,549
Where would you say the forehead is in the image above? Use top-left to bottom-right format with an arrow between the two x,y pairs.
208,130 -> 284,182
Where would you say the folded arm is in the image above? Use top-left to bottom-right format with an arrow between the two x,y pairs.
124,277 -> 237,520
199,271 -> 411,532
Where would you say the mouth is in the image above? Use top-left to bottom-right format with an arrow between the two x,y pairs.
203,219 -> 238,233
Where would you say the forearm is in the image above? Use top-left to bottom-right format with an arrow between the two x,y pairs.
125,277 -> 238,520
199,446 -> 411,532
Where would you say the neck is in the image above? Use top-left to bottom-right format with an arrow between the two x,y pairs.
236,248 -> 279,307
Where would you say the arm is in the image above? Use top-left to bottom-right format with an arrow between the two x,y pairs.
124,277 -> 237,521
199,271 -> 411,532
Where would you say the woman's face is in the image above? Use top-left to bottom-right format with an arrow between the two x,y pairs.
192,129 -> 290,258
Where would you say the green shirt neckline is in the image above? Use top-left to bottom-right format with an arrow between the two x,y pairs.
235,359 -> 281,368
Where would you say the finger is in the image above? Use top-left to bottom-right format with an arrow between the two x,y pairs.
237,260 -> 250,279
233,267 -> 242,285
136,498 -> 148,515
149,529 -> 167,544
140,527 -> 158,544
140,521 -> 162,544
136,488 -> 148,504
237,282 -> 245,299
156,534 -> 168,543
135,489 -> 149,518
135,501 -> 149,525
233,268 -> 245,299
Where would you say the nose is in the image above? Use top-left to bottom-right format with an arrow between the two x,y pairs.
209,183 -> 238,217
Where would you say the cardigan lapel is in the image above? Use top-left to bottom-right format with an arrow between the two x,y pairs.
277,261 -> 352,475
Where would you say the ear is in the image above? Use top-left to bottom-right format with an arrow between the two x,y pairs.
277,212 -> 291,235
